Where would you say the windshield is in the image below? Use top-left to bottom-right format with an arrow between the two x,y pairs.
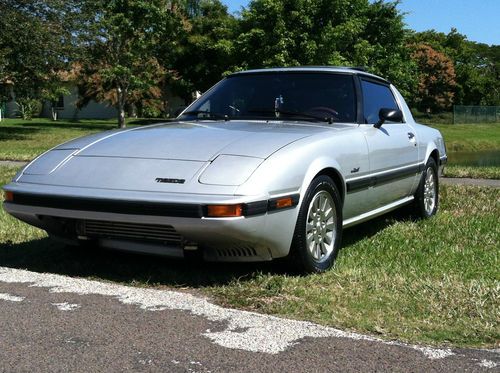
180,72 -> 357,123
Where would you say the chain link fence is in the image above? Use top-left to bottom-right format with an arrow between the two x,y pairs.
453,105 -> 500,124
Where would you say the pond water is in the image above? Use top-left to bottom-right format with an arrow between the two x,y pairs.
447,150 -> 500,167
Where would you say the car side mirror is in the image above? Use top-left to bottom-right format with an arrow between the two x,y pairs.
374,108 -> 403,128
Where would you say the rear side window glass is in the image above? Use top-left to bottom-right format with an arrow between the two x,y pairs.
361,80 -> 399,124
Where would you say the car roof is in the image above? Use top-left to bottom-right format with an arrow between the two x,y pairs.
230,66 -> 390,84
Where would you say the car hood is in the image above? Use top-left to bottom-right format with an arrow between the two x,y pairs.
65,120 -> 321,161
15,120 -> 335,194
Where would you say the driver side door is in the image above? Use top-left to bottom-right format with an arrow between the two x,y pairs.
360,78 -> 419,210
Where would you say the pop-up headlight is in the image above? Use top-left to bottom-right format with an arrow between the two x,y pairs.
199,155 -> 263,186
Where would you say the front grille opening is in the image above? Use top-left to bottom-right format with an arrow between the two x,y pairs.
216,246 -> 258,258
78,219 -> 184,246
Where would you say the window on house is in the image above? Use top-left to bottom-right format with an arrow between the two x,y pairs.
55,95 -> 64,109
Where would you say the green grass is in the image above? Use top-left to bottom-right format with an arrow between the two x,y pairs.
1,165 -> 498,348
208,185 -> 499,348
0,118 -> 166,161
444,165 -> 500,179
430,123 -> 500,152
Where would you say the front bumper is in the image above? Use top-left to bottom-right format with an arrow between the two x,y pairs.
3,183 -> 300,262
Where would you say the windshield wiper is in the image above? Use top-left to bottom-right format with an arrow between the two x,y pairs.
181,110 -> 230,121
247,108 -> 334,124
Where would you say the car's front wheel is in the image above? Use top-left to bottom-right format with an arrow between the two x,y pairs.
289,175 -> 343,273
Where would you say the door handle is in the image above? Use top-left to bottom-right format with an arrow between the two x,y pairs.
407,132 -> 415,140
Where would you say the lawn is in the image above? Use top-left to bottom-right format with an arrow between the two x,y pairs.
430,123 -> 500,153
1,165 -> 498,348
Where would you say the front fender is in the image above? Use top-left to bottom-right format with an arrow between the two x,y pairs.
298,156 -> 344,204
237,128 -> 367,219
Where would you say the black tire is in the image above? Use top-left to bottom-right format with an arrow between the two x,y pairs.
412,157 -> 439,218
288,175 -> 343,273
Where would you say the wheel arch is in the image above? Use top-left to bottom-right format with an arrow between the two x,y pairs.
314,167 -> 345,205
298,157 -> 346,211
428,148 -> 439,166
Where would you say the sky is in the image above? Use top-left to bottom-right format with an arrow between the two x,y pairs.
221,0 -> 500,45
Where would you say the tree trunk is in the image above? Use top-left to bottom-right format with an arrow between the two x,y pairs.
51,107 -> 58,121
116,86 -> 127,128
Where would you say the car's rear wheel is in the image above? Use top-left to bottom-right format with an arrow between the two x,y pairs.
289,175 -> 342,273
412,157 -> 439,218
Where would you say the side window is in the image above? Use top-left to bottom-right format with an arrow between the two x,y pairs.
361,80 -> 400,124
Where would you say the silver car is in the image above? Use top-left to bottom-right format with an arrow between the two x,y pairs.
3,67 -> 447,273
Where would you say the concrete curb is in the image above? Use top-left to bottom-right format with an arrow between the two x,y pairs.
0,160 -> 28,167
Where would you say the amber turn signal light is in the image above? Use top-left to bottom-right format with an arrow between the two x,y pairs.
206,204 -> 243,217
4,191 -> 14,202
275,197 -> 293,209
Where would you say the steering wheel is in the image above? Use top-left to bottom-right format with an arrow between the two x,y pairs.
307,107 -> 339,119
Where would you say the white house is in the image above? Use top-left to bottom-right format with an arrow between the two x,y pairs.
1,83 -> 186,120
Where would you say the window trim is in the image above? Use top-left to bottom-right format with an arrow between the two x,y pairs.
358,77 -> 405,125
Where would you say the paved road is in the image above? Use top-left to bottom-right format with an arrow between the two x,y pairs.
440,177 -> 500,188
0,266 -> 498,372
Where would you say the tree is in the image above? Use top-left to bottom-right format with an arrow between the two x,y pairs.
410,43 -> 456,113
473,44 -> 499,105
170,0 -> 237,101
235,0 -> 366,68
233,0 -> 417,100
355,0 -> 417,100
0,0 -> 81,117
78,0 -> 183,128
409,29 -> 499,106
40,81 -> 71,121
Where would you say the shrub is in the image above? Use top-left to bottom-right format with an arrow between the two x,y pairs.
16,98 -> 42,120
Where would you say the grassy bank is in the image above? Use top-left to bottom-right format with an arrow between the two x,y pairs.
430,123 -> 500,153
1,165 -> 498,348
0,118 -> 165,161
431,123 -> 499,179
444,165 -> 500,179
